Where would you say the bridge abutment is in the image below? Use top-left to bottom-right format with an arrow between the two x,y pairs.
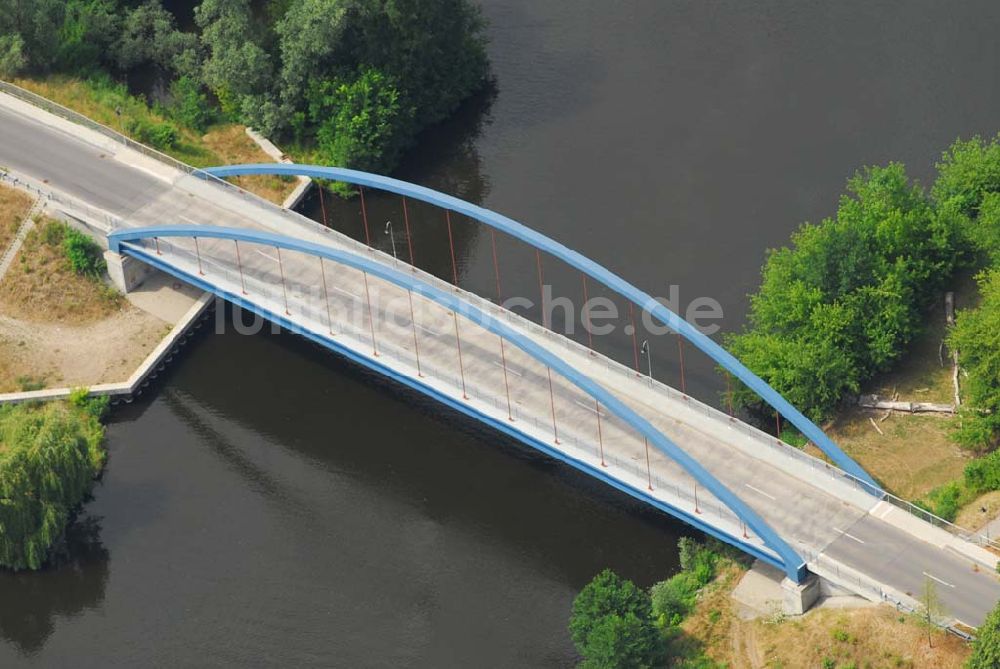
105,250 -> 153,293
781,573 -> 821,615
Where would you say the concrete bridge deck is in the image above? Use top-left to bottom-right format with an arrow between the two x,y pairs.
2,87 -> 999,627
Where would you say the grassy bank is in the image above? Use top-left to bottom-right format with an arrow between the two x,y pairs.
0,185 -> 32,253
0,216 -> 123,325
11,75 -> 298,205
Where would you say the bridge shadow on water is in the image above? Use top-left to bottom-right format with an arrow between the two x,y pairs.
135,306 -> 696,585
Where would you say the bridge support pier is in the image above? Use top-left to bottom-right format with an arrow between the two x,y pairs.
105,250 -> 153,293
782,573 -> 821,615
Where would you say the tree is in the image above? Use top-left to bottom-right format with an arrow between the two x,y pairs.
54,0 -> 121,73
968,599 -> 1000,668
917,576 -> 947,649
0,402 -> 106,570
194,0 -> 274,120
948,269 -> 1000,450
116,1 -> 199,76
569,569 -> 665,668
0,33 -> 25,77
933,134 -> 1000,218
307,67 -> 413,173
0,0 -> 65,71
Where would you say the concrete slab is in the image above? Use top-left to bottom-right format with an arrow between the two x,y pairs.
125,269 -> 205,323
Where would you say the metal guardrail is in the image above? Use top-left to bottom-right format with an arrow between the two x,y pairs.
4,78 -> 995,557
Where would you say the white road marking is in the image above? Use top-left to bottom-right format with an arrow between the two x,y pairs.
832,528 -> 865,544
744,484 -> 776,501
255,249 -> 279,263
332,285 -> 358,299
922,572 -> 955,588
574,399 -> 605,415
179,215 -> 201,226
418,324 -> 445,336
493,360 -> 523,377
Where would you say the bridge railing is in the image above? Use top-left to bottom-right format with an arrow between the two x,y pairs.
0,167 -> 123,233
799,546 -> 971,637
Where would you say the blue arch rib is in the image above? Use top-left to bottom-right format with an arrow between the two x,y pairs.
200,163 -> 879,491
109,224 -> 807,580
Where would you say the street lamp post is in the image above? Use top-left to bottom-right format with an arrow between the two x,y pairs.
640,339 -> 653,388
385,220 -> 398,263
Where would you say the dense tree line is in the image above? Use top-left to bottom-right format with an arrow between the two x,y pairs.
0,0 -> 490,174
0,394 -> 108,570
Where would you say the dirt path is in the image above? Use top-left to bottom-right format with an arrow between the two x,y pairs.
0,308 -> 168,392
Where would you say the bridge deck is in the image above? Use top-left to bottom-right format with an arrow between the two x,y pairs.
3,93 -> 1000,627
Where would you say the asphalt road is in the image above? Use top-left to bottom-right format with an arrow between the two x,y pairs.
3,96 -> 1000,627
0,105 -> 168,215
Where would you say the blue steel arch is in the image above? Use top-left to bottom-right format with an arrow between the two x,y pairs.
200,163 -> 879,491
109,224 -> 807,581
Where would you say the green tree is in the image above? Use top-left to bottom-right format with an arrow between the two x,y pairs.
949,269 -> 1000,449
0,0 -> 65,71
0,401 -> 106,570
194,0 -> 274,121
116,1 -> 199,76
348,0 -> 488,127
0,33 -> 26,77
54,0 -> 120,73
917,576 -> 947,648
569,569 -> 665,668
307,67 -> 413,173
968,599 -> 1000,668
933,134 -> 1000,218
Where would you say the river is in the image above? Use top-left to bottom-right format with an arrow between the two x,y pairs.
3,1 -> 1000,666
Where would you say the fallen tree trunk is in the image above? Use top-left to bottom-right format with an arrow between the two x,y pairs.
858,394 -> 955,414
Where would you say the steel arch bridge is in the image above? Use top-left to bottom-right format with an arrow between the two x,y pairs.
108,163 -> 881,584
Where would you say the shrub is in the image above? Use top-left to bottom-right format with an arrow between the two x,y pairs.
921,481 -> 965,521
62,227 -> 105,276
650,572 -> 699,626
169,75 -> 213,132
965,450 -> 1000,494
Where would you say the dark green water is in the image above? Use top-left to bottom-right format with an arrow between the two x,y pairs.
3,1 -> 1000,666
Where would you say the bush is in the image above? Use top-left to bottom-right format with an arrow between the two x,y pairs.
68,388 -> 110,421
0,402 -> 107,570
921,481 -> 965,521
168,75 -> 213,132
650,572 -> 700,626
62,227 -> 106,276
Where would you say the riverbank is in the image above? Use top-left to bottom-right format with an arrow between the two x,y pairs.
688,564 -> 971,668
0,179 -> 210,402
